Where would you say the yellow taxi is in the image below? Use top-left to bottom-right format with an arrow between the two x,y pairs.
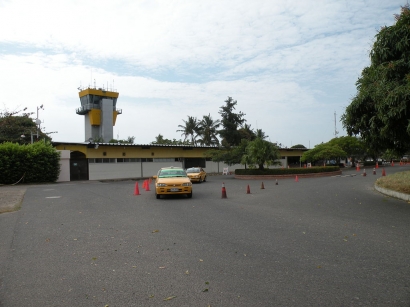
153,166 -> 193,199
186,167 -> 207,183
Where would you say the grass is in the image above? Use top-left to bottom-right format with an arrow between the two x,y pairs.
375,171 -> 410,194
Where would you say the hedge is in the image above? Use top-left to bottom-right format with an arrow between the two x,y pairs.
235,166 -> 340,175
0,142 -> 60,184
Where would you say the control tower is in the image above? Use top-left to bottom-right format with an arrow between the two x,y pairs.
76,86 -> 122,142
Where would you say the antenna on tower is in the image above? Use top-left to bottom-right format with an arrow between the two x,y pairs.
334,111 -> 339,137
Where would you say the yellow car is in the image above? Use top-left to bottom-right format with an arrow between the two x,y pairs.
153,166 -> 193,199
186,167 -> 207,183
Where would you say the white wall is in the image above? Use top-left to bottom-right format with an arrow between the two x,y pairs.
142,162 -> 183,177
86,160 -> 288,181
88,161 -> 183,180
57,150 -> 70,182
204,161 -> 246,173
89,163 -> 141,180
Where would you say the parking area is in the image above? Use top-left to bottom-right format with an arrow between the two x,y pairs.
1,167 -> 410,306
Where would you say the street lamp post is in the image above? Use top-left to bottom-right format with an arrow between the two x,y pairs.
36,105 -> 44,137
21,130 -> 38,144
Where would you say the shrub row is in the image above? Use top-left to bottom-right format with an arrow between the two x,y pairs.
235,166 -> 340,175
0,142 -> 60,184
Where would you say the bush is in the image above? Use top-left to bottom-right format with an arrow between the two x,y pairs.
0,142 -> 60,184
235,166 -> 339,175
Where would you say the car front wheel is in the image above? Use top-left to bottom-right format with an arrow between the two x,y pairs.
156,193 -> 160,199
187,192 -> 192,198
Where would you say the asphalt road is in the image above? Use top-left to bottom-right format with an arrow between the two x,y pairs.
1,167 -> 410,307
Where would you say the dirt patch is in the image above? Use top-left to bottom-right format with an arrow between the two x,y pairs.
0,186 -> 27,214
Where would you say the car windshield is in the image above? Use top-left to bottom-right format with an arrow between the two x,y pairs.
158,169 -> 187,178
186,168 -> 200,173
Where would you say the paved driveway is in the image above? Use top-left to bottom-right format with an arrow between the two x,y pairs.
1,167 -> 410,306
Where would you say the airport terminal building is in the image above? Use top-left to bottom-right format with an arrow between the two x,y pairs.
53,142 -> 307,181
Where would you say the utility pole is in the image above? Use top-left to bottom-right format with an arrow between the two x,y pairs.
334,111 -> 339,138
36,105 -> 44,139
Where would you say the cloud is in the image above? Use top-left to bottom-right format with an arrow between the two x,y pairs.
0,0 -> 405,147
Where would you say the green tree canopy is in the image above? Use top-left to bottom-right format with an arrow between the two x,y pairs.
291,144 -> 307,149
151,134 -> 189,145
327,136 -> 365,158
241,138 -> 281,170
176,116 -> 199,145
0,108 -> 50,144
204,139 -> 250,166
218,97 -> 246,147
301,143 -> 346,163
342,5 -> 410,155
197,114 -> 220,146
238,123 -> 256,141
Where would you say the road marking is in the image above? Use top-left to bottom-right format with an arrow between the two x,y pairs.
46,196 -> 61,199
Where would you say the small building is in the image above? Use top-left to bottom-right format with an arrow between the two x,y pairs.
53,142 -> 307,181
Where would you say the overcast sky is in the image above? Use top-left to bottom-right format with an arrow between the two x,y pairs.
0,0 -> 404,148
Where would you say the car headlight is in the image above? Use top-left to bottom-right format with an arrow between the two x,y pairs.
157,183 -> 167,187
182,182 -> 192,186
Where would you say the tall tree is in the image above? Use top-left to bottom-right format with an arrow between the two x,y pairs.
218,97 -> 246,147
342,5 -> 410,155
301,143 -> 346,164
176,116 -> 199,145
197,114 -> 221,146
327,136 -> 366,159
255,129 -> 268,140
241,138 -> 281,170
0,108 -> 50,144
238,123 -> 255,141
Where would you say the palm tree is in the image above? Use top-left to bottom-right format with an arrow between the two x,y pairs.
238,123 -> 255,141
256,129 -> 268,140
176,116 -> 199,145
197,114 -> 221,146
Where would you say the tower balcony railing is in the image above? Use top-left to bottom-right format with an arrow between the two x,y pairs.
76,103 -> 122,115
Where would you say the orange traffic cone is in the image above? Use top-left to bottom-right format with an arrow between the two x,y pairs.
382,168 -> 386,176
246,184 -> 251,194
142,180 -> 147,190
145,180 -> 151,191
363,169 -> 367,176
149,177 -> 152,184
261,182 -> 265,189
295,175 -> 299,182
134,182 -> 140,195
376,162 -> 379,169
222,182 -> 227,198
373,168 -> 376,175
356,163 -> 360,171
392,161 -> 394,166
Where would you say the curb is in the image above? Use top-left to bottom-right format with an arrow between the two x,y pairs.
235,170 -> 342,180
374,184 -> 410,202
